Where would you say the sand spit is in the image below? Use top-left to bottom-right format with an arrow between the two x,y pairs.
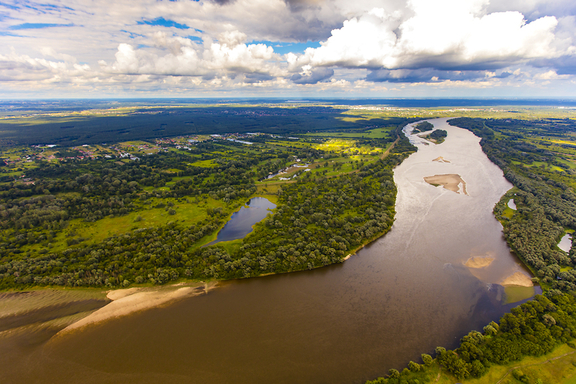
500,272 -> 533,287
464,256 -> 495,269
58,283 -> 209,335
424,174 -> 468,195
433,156 -> 450,163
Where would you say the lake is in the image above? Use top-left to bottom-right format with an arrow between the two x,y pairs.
0,118 -> 537,384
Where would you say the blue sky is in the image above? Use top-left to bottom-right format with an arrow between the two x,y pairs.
0,0 -> 575,98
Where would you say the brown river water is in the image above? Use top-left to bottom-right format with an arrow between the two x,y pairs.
0,118 -> 537,384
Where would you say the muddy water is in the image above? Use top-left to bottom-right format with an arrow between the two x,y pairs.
0,118 -> 537,384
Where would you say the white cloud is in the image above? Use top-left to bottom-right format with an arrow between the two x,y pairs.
0,50 -> 92,82
0,0 -> 575,96
296,0 -> 562,71
100,33 -> 281,77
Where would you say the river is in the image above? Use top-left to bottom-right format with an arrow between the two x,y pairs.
0,118 -> 537,384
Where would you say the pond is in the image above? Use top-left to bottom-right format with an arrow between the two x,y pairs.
205,197 -> 276,246
559,233 -> 573,253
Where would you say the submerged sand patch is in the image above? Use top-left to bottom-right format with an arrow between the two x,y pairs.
464,256 -> 495,269
500,272 -> 533,287
433,156 -> 450,163
424,174 -> 468,195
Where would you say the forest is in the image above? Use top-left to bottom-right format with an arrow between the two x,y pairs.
0,121 -> 413,289
411,121 -> 434,133
0,105 -> 409,147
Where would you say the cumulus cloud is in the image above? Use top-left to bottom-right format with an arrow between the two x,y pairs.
295,0 -> 562,73
1,0 -> 575,95
0,50 -> 91,82
100,33 -> 281,78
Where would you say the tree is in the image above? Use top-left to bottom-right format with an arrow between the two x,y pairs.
421,354 -> 433,367
408,361 -> 420,372
388,369 -> 400,378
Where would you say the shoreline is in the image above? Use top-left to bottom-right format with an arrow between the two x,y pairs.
8,222 -> 395,335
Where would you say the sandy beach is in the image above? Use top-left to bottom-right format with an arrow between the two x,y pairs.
424,174 -> 468,195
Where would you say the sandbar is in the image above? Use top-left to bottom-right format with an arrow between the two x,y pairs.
500,272 -> 533,287
58,283 -> 208,335
432,156 -> 450,163
464,256 -> 495,269
424,174 -> 468,195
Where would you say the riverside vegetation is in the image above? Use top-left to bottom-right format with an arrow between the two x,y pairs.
366,116 -> 576,384
0,119 -> 415,289
3,103 -> 576,383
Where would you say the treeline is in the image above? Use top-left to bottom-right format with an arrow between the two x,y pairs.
0,219 -> 225,288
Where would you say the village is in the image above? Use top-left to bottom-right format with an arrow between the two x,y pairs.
0,131 -> 271,184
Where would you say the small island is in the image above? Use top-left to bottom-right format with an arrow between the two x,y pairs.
424,173 -> 468,195
421,129 -> 448,144
412,121 -> 434,133
432,156 -> 450,163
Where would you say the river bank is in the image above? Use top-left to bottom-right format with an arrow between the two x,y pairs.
0,118 -> 539,384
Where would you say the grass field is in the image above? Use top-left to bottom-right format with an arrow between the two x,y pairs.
189,159 -> 218,168
502,207 -> 515,219
303,126 -> 395,139
22,197 -> 233,254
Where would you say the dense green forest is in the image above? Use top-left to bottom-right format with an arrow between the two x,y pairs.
0,106 -> 408,147
0,122 -> 413,289
427,129 -> 447,143
412,121 -> 434,133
